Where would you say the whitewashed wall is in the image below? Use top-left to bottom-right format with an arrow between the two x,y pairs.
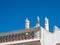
40,26 -> 60,45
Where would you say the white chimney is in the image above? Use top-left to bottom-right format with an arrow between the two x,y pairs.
44,17 -> 49,31
35,16 -> 40,27
25,18 -> 30,29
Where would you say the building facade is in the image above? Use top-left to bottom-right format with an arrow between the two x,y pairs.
0,16 -> 60,45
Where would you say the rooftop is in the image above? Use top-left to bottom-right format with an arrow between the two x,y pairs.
0,27 -> 40,36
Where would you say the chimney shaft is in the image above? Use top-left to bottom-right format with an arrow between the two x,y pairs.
25,18 -> 30,29
35,16 -> 40,27
44,17 -> 49,31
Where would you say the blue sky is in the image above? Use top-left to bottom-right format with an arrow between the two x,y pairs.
0,0 -> 60,32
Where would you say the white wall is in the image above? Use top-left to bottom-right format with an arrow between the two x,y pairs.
40,27 -> 60,45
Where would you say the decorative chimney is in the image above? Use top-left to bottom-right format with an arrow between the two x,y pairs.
44,17 -> 49,31
35,16 -> 40,27
25,18 -> 30,29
